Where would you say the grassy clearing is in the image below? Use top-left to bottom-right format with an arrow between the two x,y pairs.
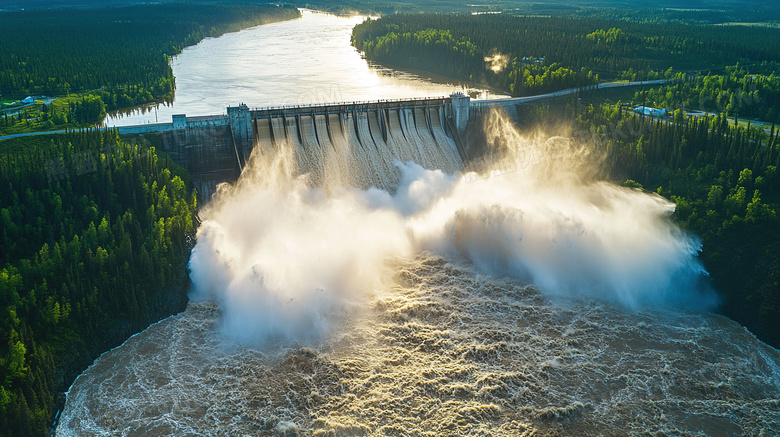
0,93 -> 102,136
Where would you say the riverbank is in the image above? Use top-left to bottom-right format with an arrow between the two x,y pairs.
51,271 -> 193,434
102,10 -> 486,127
0,3 -> 301,136
0,129 -> 200,437
0,8 -> 305,435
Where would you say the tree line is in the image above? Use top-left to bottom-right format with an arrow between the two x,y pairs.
297,0 -> 780,23
518,98 -> 780,347
0,3 -> 300,110
352,14 -> 780,348
352,14 -> 780,94
632,63 -> 780,124
0,130 -> 198,436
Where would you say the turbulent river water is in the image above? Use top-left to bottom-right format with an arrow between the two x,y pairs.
58,9 -> 780,437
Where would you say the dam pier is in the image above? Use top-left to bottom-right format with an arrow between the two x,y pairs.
117,93 -> 474,199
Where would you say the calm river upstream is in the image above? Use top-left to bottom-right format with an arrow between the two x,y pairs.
106,9 -> 503,127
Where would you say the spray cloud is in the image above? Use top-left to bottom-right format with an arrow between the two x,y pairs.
484,52 -> 509,73
188,110 -> 715,346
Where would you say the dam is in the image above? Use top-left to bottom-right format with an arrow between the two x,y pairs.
59,89 -> 780,437
54,9 -> 780,435
116,93 -> 473,198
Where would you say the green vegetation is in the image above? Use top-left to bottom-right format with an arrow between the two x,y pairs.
352,24 -> 598,96
509,97 -> 780,346
353,15 -> 780,345
0,3 -> 300,127
0,130 -> 198,436
354,11 -> 780,347
563,6 -> 780,25
1,3 -> 779,435
580,104 -> 779,345
352,14 -> 780,94
0,3 -> 303,433
632,64 -> 780,124
303,0 -> 780,23
1,95 -> 108,135
585,68 -> 780,340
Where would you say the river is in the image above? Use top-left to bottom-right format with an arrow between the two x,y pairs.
58,9 -> 780,437
105,9 -> 504,127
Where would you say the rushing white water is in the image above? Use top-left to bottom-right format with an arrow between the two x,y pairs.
54,275 -> 780,436
56,109 -> 780,436
187,108 -> 716,344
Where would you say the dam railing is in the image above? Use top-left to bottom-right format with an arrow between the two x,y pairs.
116,93 -> 472,201
251,96 -> 449,118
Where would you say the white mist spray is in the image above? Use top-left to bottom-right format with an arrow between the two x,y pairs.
188,145 -> 412,345
188,110 -> 715,345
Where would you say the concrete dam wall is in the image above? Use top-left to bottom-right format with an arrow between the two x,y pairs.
158,124 -> 240,199
121,94 -> 473,200
252,105 -> 462,191
118,113 -> 243,199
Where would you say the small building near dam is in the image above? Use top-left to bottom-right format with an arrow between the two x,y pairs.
633,106 -> 667,117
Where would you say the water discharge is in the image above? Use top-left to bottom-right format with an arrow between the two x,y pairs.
190,109 -> 715,346
56,111 -> 780,436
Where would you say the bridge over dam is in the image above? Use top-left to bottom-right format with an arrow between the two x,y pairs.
115,92 -> 522,200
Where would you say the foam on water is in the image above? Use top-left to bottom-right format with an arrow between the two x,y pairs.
56,110 -> 779,435
56,256 -> 780,436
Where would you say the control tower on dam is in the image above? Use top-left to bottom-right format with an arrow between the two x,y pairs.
116,92 -> 474,200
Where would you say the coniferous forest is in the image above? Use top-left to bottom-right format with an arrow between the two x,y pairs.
0,131 -> 198,436
0,4 -> 303,435
352,14 -> 780,95
573,105 -> 780,345
352,14 -> 780,348
2,2 -> 780,435
631,64 -> 780,124
0,3 -> 300,108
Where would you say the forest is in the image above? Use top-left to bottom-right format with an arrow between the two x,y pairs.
2,2 -> 780,434
302,0 -> 780,23
352,14 -> 780,95
0,3 -> 300,113
0,131 -> 197,436
351,13 -> 780,347
631,63 -> 780,124
577,104 -> 779,346
498,96 -> 780,348
0,3 -> 303,435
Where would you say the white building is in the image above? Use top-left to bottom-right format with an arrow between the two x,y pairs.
633,106 -> 667,117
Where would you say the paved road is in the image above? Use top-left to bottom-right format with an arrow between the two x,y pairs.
1,80 -> 676,141
0,101 -> 36,117
474,79 -> 674,107
0,126 -> 108,142
0,129 -> 69,141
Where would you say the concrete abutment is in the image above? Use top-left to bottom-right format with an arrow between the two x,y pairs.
116,92 -> 514,202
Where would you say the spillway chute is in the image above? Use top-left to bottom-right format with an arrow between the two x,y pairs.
247,102 -> 464,191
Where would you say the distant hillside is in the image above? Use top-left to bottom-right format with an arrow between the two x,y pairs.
1,0 -> 215,10
2,0 -> 304,11
299,0 -> 779,20
4,0 -> 777,11
5,0 -> 779,24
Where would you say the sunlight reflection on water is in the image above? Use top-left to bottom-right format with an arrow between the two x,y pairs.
106,9 -> 505,127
